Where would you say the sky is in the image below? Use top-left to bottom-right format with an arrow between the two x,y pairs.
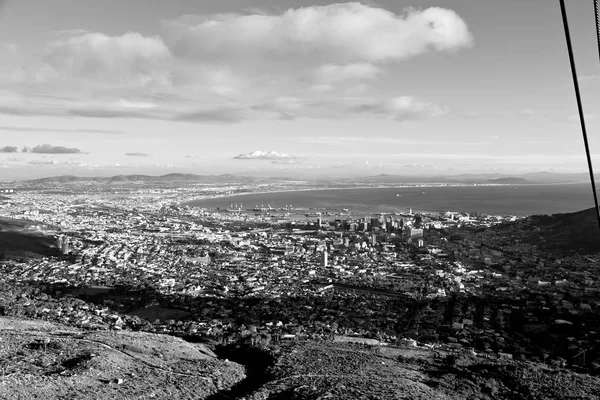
1,0 -> 600,179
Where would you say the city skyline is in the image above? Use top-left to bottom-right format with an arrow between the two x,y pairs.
1,0 -> 600,179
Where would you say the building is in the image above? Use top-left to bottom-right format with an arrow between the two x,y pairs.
322,251 -> 328,267
56,235 -> 70,255
62,236 -> 70,255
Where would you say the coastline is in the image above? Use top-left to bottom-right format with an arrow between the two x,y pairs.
181,182 -> 590,217
182,182 -> 575,205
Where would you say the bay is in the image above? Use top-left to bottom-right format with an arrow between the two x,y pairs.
186,183 -> 597,216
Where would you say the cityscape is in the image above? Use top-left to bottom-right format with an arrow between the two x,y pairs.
2,0 -> 600,398
1,176 -> 600,398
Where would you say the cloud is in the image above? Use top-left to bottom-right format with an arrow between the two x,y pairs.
29,144 -> 82,154
125,152 -> 149,157
6,4 -> 472,124
518,108 -> 535,116
311,84 -> 335,92
15,3 -> 472,89
351,95 -> 447,120
0,106 -> 40,116
67,108 -> 162,119
164,4 -> 472,64
314,63 -> 381,83
18,32 -> 172,88
173,106 -> 247,123
0,125 -> 124,134
0,42 -> 18,53
271,159 -> 300,164
0,146 -> 18,153
233,151 -> 297,160
459,110 -> 483,118
28,159 -> 57,165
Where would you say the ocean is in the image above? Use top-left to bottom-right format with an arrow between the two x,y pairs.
186,183 -> 597,217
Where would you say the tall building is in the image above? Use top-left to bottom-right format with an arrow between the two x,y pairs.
322,251 -> 328,267
60,235 -> 70,255
414,214 -> 423,228
386,219 -> 394,232
370,217 -> 380,230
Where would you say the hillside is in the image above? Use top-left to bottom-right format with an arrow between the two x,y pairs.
0,217 -> 59,260
486,177 -> 531,184
2,317 -> 599,400
248,341 -> 600,399
522,207 -> 600,254
0,317 -> 245,399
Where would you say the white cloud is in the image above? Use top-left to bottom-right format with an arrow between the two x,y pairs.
22,32 -> 172,88
315,63 -> 381,83
0,43 -> 18,53
29,159 -> 57,165
519,108 -> 535,116
233,151 -> 297,160
311,84 -> 335,92
344,83 -> 369,96
6,3 -> 471,124
117,99 -> 157,109
352,95 -> 447,120
163,3 -> 472,64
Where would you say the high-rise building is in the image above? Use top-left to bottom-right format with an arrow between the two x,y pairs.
386,219 -> 394,232
370,217 -> 380,230
61,236 -> 70,255
322,251 -> 328,267
414,214 -> 423,228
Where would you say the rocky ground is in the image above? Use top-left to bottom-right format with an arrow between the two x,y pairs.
0,317 -> 245,399
244,341 -> 600,400
1,317 -> 599,399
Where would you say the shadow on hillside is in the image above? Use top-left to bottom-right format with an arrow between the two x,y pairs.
0,231 -> 61,260
9,278 -> 600,377
525,208 -> 600,254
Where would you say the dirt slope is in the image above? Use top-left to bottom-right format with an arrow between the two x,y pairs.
0,317 -> 245,400
245,342 -> 600,400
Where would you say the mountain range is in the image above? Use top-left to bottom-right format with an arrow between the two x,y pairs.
16,171 -> 590,185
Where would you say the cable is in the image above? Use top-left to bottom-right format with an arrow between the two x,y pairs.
559,0 -> 600,231
594,0 -> 600,62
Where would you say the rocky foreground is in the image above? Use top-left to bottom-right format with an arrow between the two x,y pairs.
0,317 -> 599,400
0,317 -> 245,399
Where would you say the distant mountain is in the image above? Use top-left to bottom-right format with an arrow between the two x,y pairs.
344,174 -> 533,185
27,173 -> 257,184
22,171 -> 590,185
519,171 -> 589,183
351,172 -> 587,185
486,177 -> 532,184
343,174 -> 453,184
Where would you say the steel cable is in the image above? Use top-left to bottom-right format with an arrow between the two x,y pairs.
559,0 -> 600,231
